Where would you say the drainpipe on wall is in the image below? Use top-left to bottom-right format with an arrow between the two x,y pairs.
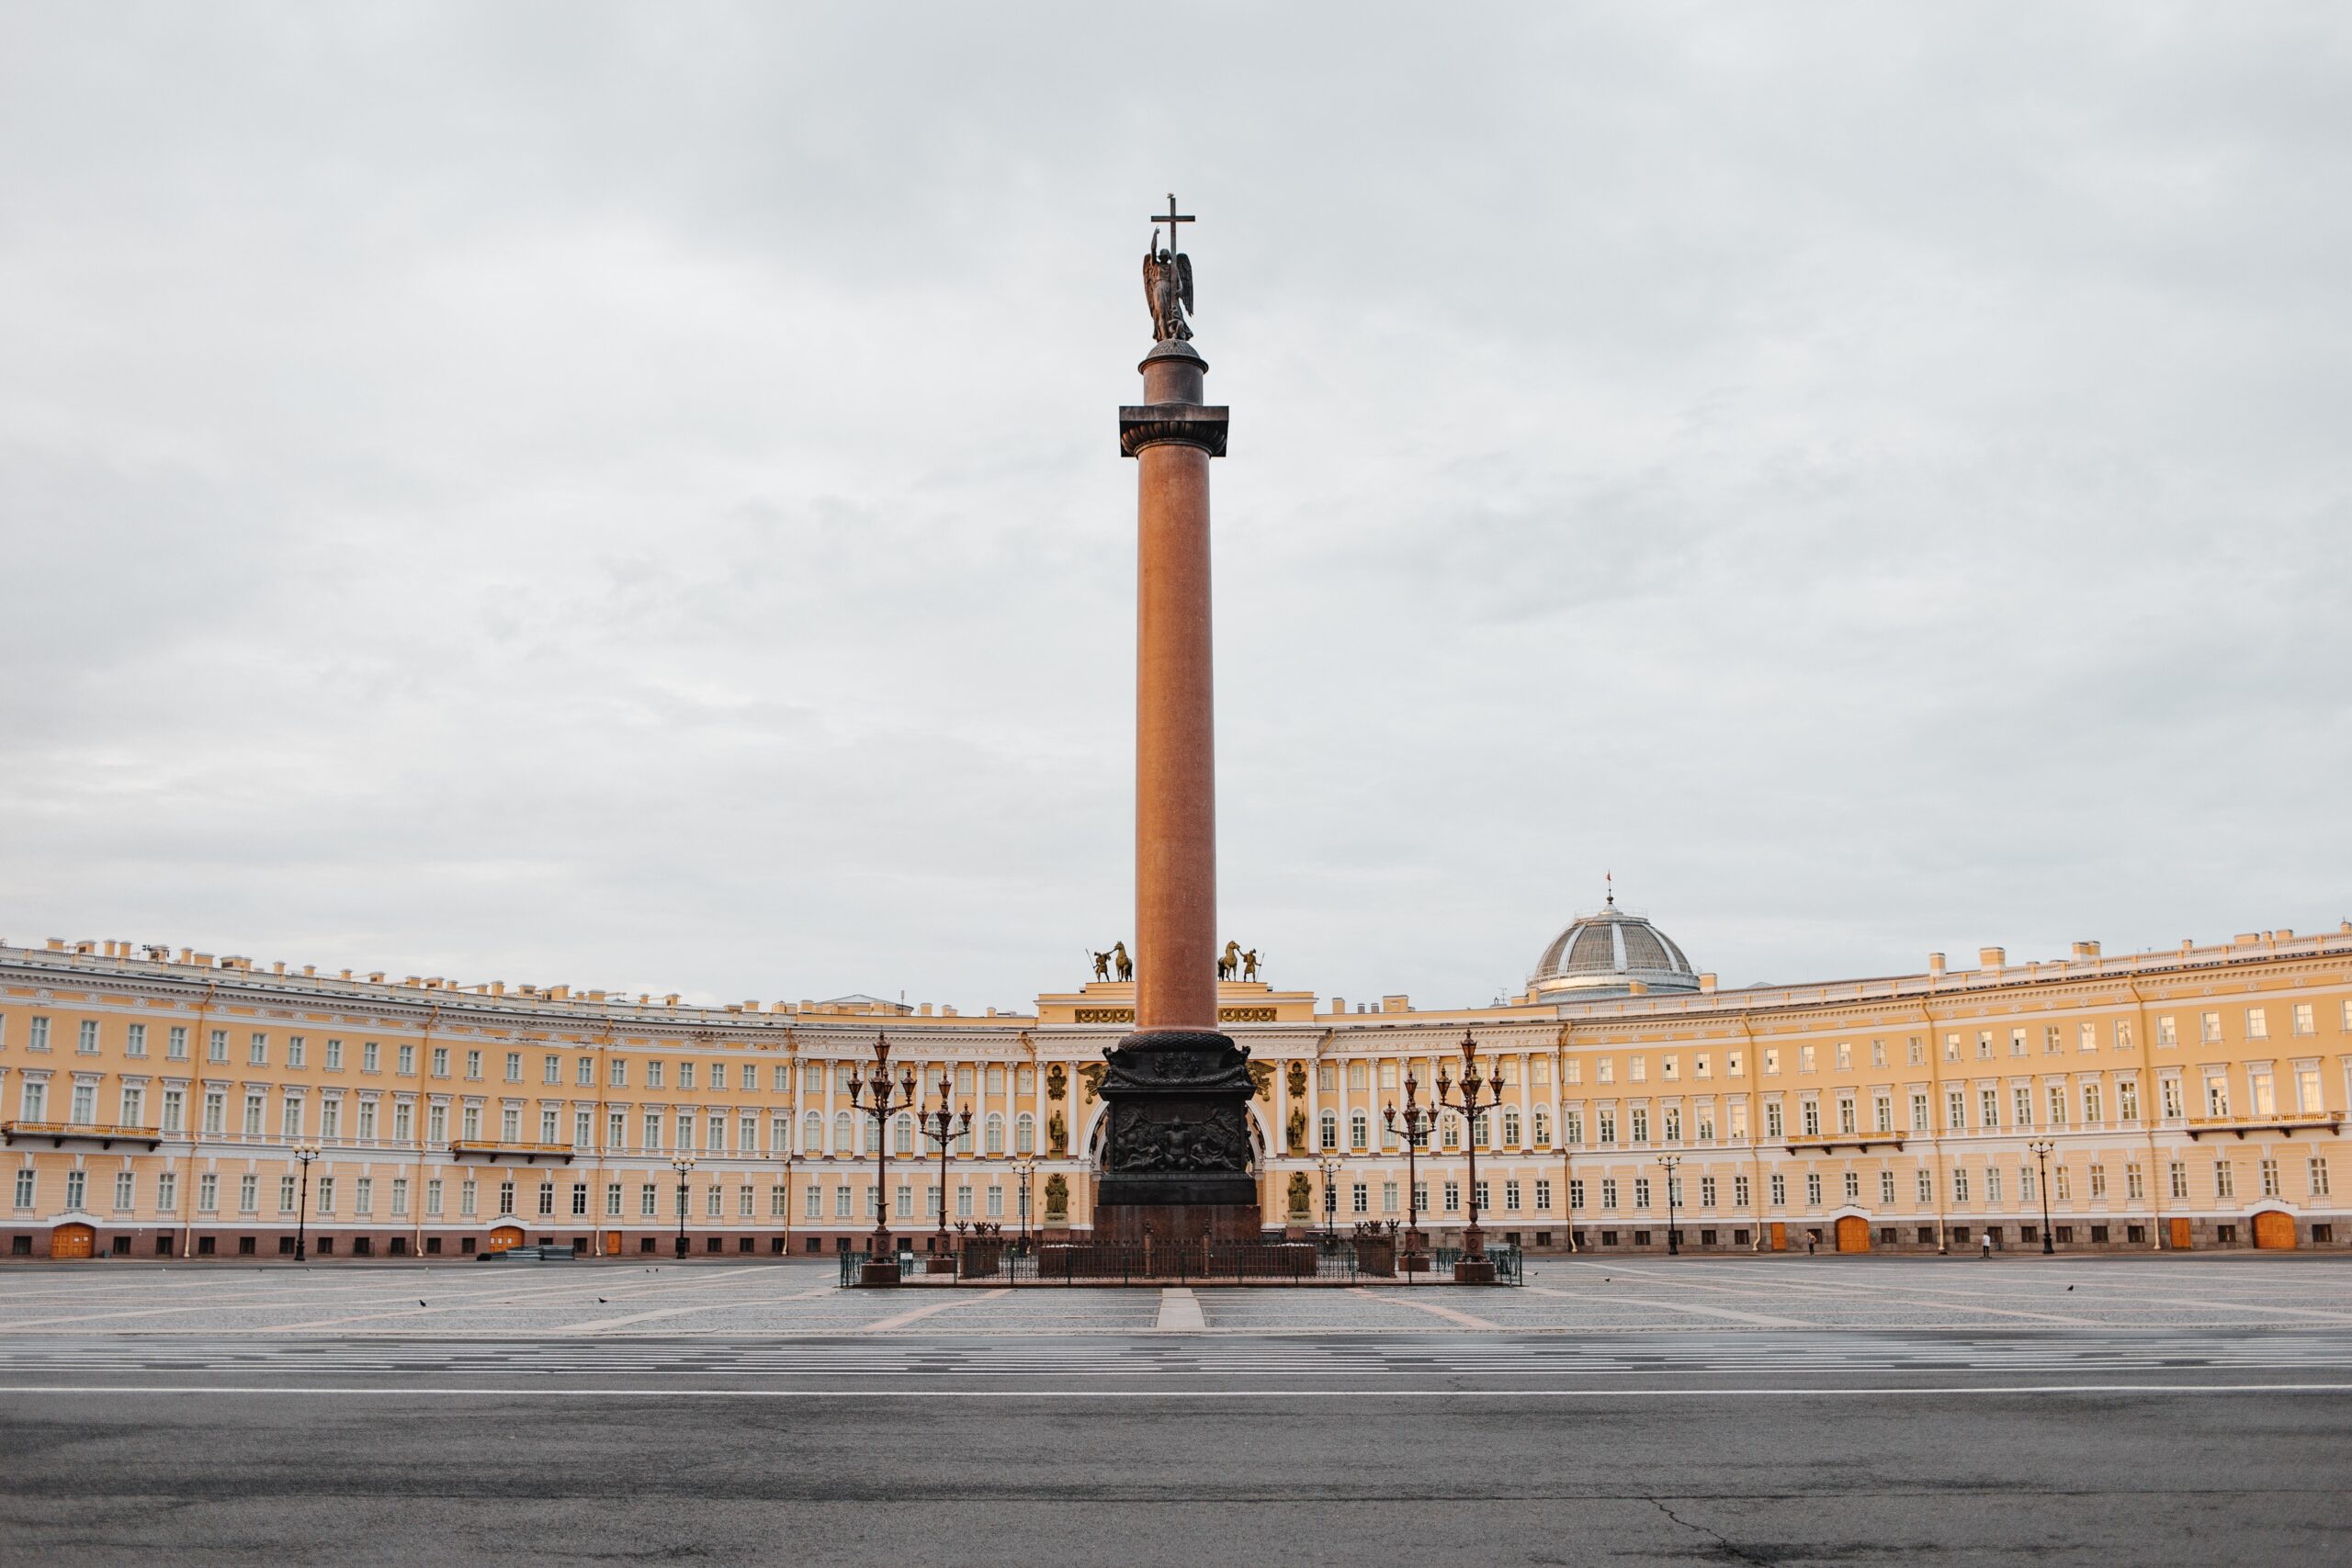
1922,999 -> 1948,1255
2128,977 -> 2166,1249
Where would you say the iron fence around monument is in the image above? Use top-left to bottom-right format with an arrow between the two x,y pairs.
837,1249 -> 916,1287
840,1240 -> 1519,1286
1429,1244 -> 1526,1285
1002,1239 -> 1357,1285
839,1239 -> 1357,1285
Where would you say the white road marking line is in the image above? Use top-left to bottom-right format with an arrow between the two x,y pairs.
1155,1288 -> 1206,1332
1523,1286 -> 1815,1327
1349,1289 -> 1498,1331
551,1285 -> 836,1335
864,1289 -> 1013,1333
2,1382 -> 2346,1399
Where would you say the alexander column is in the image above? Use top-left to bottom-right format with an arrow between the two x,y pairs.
1093,197 -> 1259,1245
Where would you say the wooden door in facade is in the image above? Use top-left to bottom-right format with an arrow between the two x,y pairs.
50,1224 -> 95,1258
2253,1210 -> 2298,1250
1835,1215 -> 1871,1252
487,1224 -> 525,1253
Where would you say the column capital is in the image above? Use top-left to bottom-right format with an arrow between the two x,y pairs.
1118,403 -> 1229,457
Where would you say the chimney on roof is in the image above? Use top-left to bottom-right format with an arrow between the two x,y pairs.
2072,941 -> 2100,960
1699,973 -> 1717,993
1978,946 -> 2004,971
1928,953 -> 1946,977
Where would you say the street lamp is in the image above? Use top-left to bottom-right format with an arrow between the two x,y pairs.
842,1031 -> 918,1276
671,1154 -> 696,1258
2029,1139 -> 2056,1255
291,1144 -> 322,1262
1658,1154 -> 1681,1256
1431,1029 -> 1507,1283
1384,1067 -> 1436,1279
919,1074 -> 973,1273
1319,1155 -> 1341,1241
1012,1156 -> 1035,1252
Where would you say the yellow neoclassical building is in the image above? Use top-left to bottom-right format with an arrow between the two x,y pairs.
3,906 -> 2346,1261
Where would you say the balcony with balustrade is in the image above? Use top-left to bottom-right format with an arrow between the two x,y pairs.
0,1121 -> 164,1150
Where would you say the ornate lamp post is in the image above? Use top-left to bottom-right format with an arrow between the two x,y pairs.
1563,1131 -> 1579,1253
291,1144 -> 321,1262
1385,1067 -> 1436,1278
1319,1155 -> 1340,1241
670,1154 -> 695,1259
842,1032 -> 918,1283
1658,1153 -> 1682,1256
1431,1029 -> 1508,1283
1012,1156 -> 1035,1252
2029,1139 -> 2056,1254
919,1074 -> 973,1274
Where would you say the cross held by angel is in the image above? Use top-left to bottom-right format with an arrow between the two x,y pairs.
1143,193 -> 1195,342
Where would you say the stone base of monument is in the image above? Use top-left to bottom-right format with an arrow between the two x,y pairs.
856,1260 -> 899,1287
1091,1191 -> 1263,1247
1451,1258 -> 1498,1285
922,1254 -> 956,1275
1092,1026 -> 1262,1247
1355,1234 -> 1396,1277
1399,1249 -> 1433,1276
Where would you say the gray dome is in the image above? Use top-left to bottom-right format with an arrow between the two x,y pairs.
1529,896 -> 1700,999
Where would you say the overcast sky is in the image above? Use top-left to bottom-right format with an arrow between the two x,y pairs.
3,4 -> 2346,1012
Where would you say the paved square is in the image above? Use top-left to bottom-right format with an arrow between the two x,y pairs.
4,1256 -> 2347,1566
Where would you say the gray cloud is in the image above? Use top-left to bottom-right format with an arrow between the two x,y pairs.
2,2 -> 2346,1010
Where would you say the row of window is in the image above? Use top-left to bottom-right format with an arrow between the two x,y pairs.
0,1021 -> 1059,1097
20,1154 -> 2330,1222
14,1065 -> 2324,1156
17,999 -> 2346,1090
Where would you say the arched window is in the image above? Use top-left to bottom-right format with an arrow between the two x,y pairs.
1015,1112 -> 1035,1155
1348,1111 -> 1368,1150
1532,1109 -> 1551,1148
985,1113 -> 1004,1155
803,1111 -> 821,1153
833,1111 -> 852,1153
1442,1113 -> 1461,1150
1663,1106 -> 1681,1142
1501,1109 -> 1521,1146
894,1113 -> 913,1155
956,1118 -> 973,1156
1470,1110 -> 1489,1148
1630,1107 -> 1649,1144
1318,1111 -> 1338,1151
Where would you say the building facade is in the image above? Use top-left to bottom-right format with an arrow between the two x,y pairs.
4,911 -> 2346,1260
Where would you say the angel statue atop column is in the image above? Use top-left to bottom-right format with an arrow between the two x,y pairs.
1143,227 -> 1194,342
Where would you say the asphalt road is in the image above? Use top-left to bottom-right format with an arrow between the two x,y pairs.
2,1343 -> 2346,1565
